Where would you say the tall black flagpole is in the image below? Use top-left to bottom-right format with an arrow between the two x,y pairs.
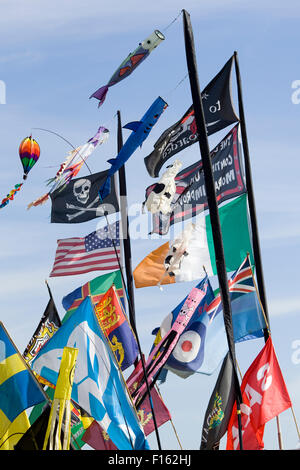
116,110 -> 162,450
182,10 -> 243,449
233,51 -> 270,341
117,110 -> 136,327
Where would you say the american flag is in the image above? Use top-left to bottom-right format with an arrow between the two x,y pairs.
207,255 -> 256,322
50,221 -> 120,277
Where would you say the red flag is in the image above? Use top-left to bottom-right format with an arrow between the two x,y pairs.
227,337 -> 292,450
82,420 -> 117,450
127,359 -> 171,436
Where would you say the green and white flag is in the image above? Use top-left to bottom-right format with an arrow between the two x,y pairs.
134,193 -> 253,288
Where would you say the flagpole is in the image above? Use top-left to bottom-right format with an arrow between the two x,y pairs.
117,110 -> 136,327
182,9 -> 243,450
233,51 -> 270,342
116,110 -> 162,451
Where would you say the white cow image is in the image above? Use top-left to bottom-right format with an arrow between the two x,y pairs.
143,159 -> 182,215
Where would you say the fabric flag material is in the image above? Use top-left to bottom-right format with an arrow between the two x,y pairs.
147,124 -> 246,235
134,194 -> 253,288
0,322 -> 46,440
62,270 -> 124,324
0,411 -> 30,450
31,296 -> 149,450
144,56 -> 239,177
28,386 -> 86,450
50,221 -> 120,277
50,170 -> 119,224
23,291 -> 61,365
14,406 -> 52,450
152,256 -> 266,380
82,419 -> 118,450
226,337 -> 292,450
129,277 -> 209,405
94,285 -> 138,371
207,255 -> 266,342
43,347 -> 78,450
151,278 -> 228,378
200,353 -> 235,449
127,359 -> 171,436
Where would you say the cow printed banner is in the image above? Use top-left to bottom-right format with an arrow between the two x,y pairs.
50,170 -> 119,224
146,124 -> 246,235
144,56 -> 239,178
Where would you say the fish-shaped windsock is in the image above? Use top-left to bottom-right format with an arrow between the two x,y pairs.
99,96 -> 168,201
90,30 -> 165,107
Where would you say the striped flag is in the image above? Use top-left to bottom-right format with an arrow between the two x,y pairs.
50,221 -> 120,277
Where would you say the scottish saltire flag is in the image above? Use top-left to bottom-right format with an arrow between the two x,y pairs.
31,297 -> 149,450
0,322 -> 46,439
207,255 -> 266,342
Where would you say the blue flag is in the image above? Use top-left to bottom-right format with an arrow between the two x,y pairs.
32,297 -> 149,450
0,322 -> 46,438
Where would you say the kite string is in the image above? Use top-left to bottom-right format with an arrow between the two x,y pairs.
162,10 -> 182,32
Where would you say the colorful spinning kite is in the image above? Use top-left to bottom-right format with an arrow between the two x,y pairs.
27,126 -> 109,209
0,135 -> 40,210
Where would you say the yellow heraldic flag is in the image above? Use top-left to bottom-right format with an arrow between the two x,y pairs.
43,347 -> 78,450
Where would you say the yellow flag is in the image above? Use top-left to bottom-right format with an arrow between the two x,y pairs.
43,347 -> 78,450
0,411 -> 30,450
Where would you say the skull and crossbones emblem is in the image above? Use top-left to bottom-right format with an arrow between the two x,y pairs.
65,178 -> 103,221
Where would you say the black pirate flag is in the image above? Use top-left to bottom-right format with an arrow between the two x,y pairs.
50,170 -> 119,224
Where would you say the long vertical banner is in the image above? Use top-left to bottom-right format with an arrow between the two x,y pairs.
145,124 -> 246,235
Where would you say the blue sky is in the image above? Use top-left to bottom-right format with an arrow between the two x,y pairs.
0,0 -> 300,450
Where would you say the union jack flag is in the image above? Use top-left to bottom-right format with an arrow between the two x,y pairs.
207,255 -> 256,322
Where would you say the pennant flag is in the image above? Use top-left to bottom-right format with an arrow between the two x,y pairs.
151,278 -> 228,378
152,256 -> 266,380
207,255 -> 266,342
144,56 -> 239,177
134,194 -> 253,288
0,411 -> 30,450
94,285 -> 138,371
127,359 -> 171,436
49,221 -> 121,277
50,170 -> 119,224
226,337 -> 292,450
128,277 -> 209,405
43,347 -> 78,450
31,296 -> 149,450
0,322 -> 46,440
200,353 -> 235,449
62,270 -> 124,323
23,288 -> 61,365
146,124 -> 246,235
82,419 -> 118,450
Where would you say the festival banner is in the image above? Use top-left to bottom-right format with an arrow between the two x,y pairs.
146,124 -> 245,235
144,56 -> 239,177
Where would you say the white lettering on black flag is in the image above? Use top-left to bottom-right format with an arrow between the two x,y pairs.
146,124 -> 245,235
144,56 -> 239,178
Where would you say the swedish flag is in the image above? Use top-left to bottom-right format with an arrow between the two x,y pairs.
0,322 -> 46,440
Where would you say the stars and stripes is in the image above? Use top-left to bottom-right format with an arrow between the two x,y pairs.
50,221 -> 120,277
207,255 -> 256,322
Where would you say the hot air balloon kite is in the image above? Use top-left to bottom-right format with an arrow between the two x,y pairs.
0,135 -> 40,210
